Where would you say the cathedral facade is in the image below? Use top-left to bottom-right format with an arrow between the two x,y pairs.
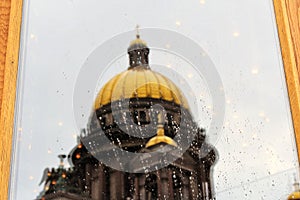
37,33 -> 217,200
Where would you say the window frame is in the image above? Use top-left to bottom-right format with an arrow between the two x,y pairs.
0,0 -> 299,199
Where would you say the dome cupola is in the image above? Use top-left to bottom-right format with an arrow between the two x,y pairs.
127,26 -> 149,69
94,30 -> 189,110
87,31 -> 195,152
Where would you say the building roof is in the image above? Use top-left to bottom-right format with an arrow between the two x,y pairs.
94,67 -> 189,110
94,34 -> 190,110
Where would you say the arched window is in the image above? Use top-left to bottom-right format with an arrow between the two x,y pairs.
139,110 -> 150,125
105,113 -> 113,125
166,112 -> 173,125
132,109 -> 150,125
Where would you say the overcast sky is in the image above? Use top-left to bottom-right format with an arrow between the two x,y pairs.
10,0 -> 299,199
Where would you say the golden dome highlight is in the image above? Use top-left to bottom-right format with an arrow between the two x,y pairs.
94,67 -> 189,110
288,191 -> 300,200
129,37 -> 147,46
145,133 -> 177,148
146,112 -> 177,148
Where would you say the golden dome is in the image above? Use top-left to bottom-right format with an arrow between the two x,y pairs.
129,37 -> 147,46
94,67 -> 189,110
288,191 -> 300,200
127,35 -> 148,53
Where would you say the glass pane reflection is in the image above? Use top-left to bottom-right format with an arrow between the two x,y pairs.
10,0 -> 299,199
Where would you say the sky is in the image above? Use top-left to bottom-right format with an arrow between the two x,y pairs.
9,0 -> 299,199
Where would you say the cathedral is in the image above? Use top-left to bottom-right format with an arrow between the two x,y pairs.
36,32 -> 218,200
